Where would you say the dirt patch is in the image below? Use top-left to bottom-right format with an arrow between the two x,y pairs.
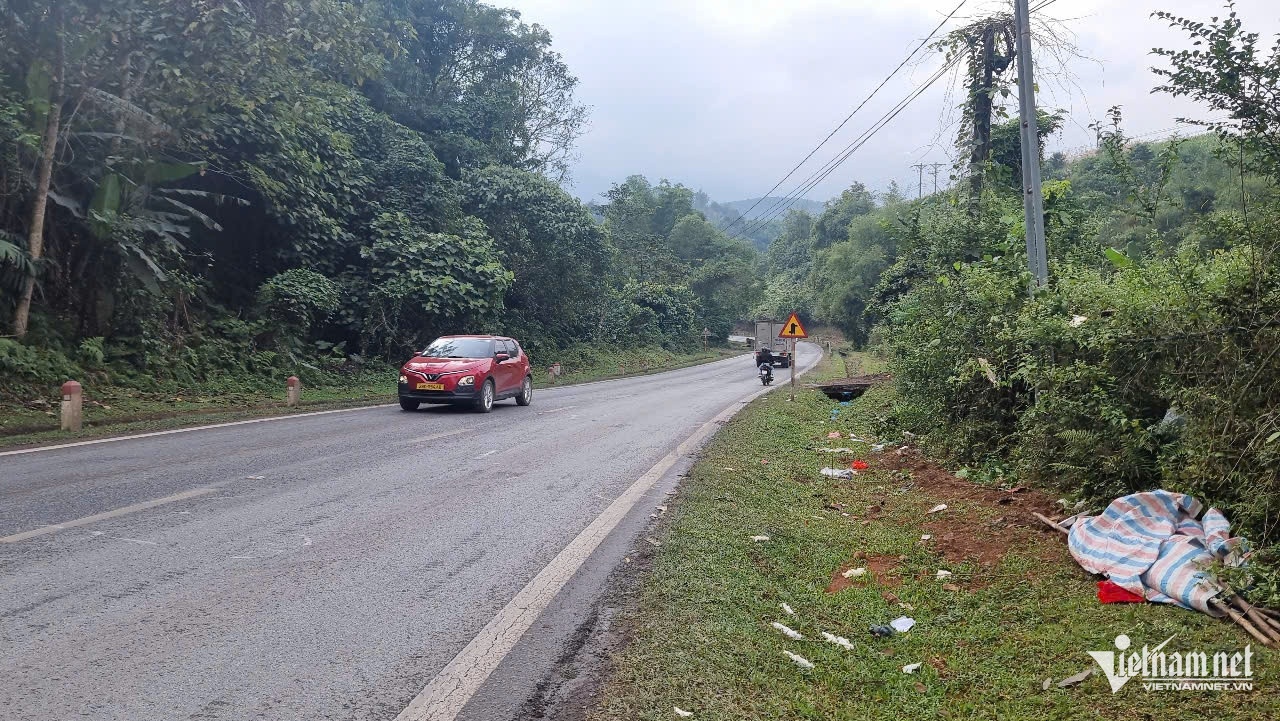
873,448 -> 1072,573
876,449 -> 1060,524
826,553 -> 902,593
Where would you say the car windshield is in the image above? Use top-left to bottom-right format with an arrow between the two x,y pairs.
421,338 -> 493,359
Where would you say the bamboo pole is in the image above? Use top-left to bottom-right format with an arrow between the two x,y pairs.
1212,599 -> 1276,647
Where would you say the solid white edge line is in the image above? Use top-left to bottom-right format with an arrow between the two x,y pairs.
0,487 -> 219,543
393,344 -> 820,721
0,404 -> 397,458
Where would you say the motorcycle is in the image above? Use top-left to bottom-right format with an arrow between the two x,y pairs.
758,363 -> 774,386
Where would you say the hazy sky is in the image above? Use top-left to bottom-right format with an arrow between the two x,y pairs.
501,0 -> 1278,206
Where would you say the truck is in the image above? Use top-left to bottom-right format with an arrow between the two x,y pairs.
753,320 -> 792,368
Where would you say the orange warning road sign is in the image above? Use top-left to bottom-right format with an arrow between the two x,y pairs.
779,312 -> 808,339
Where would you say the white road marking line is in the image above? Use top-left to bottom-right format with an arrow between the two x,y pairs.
393,347 -> 820,721
406,428 -> 471,445
0,487 -> 218,543
117,537 -> 158,546
0,404 -> 397,457
536,405 -> 578,415
475,450 -> 498,459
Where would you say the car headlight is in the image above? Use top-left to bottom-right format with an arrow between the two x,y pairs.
457,375 -> 476,387
399,374 -> 408,384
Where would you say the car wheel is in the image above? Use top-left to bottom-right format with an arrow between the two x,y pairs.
516,376 -> 533,406
474,379 -> 495,413
399,398 -> 420,411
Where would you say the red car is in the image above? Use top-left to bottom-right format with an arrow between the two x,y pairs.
398,335 -> 534,413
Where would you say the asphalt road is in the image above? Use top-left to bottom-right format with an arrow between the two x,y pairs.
0,344 -> 819,721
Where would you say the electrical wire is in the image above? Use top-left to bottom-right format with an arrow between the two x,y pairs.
729,0 -> 1066,242
719,0 -> 971,236
730,54 -> 963,240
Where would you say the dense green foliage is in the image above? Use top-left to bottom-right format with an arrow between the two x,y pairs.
766,6 -> 1280,561
0,0 -> 759,396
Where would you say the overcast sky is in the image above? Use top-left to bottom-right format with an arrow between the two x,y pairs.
503,0 -> 1278,205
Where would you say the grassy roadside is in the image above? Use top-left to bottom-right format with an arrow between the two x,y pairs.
588,353 -> 1279,720
0,345 -> 745,450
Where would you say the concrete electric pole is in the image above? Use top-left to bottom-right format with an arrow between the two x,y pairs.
929,162 -> 944,196
1014,0 -> 1049,289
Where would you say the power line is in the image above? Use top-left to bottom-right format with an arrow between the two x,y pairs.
719,0 -> 971,235
730,0 -> 1067,242
732,56 -> 960,238
732,0 -> 1071,239
730,55 -> 962,240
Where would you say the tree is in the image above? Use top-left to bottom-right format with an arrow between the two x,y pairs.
1153,5 -> 1280,177
813,182 -> 875,249
462,165 -> 610,349
369,0 -> 587,182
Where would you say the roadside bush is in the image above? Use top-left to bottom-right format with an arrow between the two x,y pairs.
877,211 -> 1280,548
0,339 -> 83,391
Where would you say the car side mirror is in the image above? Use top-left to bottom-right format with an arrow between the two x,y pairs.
495,352 -> 511,362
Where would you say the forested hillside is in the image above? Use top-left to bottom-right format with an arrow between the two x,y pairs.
0,0 -> 759,396
765,8 -> 1280,561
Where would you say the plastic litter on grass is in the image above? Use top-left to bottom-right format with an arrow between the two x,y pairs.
771,622 -> 803,640
890,616 -> 916,633
783,650 -> 815,670
821,631 -> 855,650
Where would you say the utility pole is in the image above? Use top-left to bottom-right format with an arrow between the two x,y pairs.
1014,0 -> 1048,289
929,162 -> 944,196
911,163 -> 925,199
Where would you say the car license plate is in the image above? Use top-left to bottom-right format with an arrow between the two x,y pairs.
416,382 -> 445,391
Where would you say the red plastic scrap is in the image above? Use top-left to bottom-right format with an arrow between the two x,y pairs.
1097,579 -> 1145,604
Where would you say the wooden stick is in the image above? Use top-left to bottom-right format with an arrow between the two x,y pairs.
1257,606 -> 1280,622
1213,599 -> 1276,647
1232,597 -> 1280,641
1032,512 -> 1070,535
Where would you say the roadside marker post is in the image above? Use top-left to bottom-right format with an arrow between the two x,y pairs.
60,380 -> 82,432
286,376 -> 301,407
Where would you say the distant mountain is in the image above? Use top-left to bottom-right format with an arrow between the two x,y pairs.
722,197 -> 827,220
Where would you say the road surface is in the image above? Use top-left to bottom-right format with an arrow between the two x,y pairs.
0,344 -> 819,721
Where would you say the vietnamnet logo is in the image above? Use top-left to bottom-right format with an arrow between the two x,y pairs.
1088,634 -> 1255,692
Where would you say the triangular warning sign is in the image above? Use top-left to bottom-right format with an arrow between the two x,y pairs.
778,312 -> 808,339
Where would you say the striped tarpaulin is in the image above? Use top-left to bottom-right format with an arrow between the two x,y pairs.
1067,490 -> 1244,614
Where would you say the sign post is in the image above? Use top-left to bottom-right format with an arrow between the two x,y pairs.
789,338 -> 796,399
777,312 -> 809,401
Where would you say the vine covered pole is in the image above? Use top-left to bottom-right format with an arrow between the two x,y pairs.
1014,0 -> 1049,289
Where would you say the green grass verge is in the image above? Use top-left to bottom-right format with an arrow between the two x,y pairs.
589,353 -> 1279,720
0,345 -> 745,449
